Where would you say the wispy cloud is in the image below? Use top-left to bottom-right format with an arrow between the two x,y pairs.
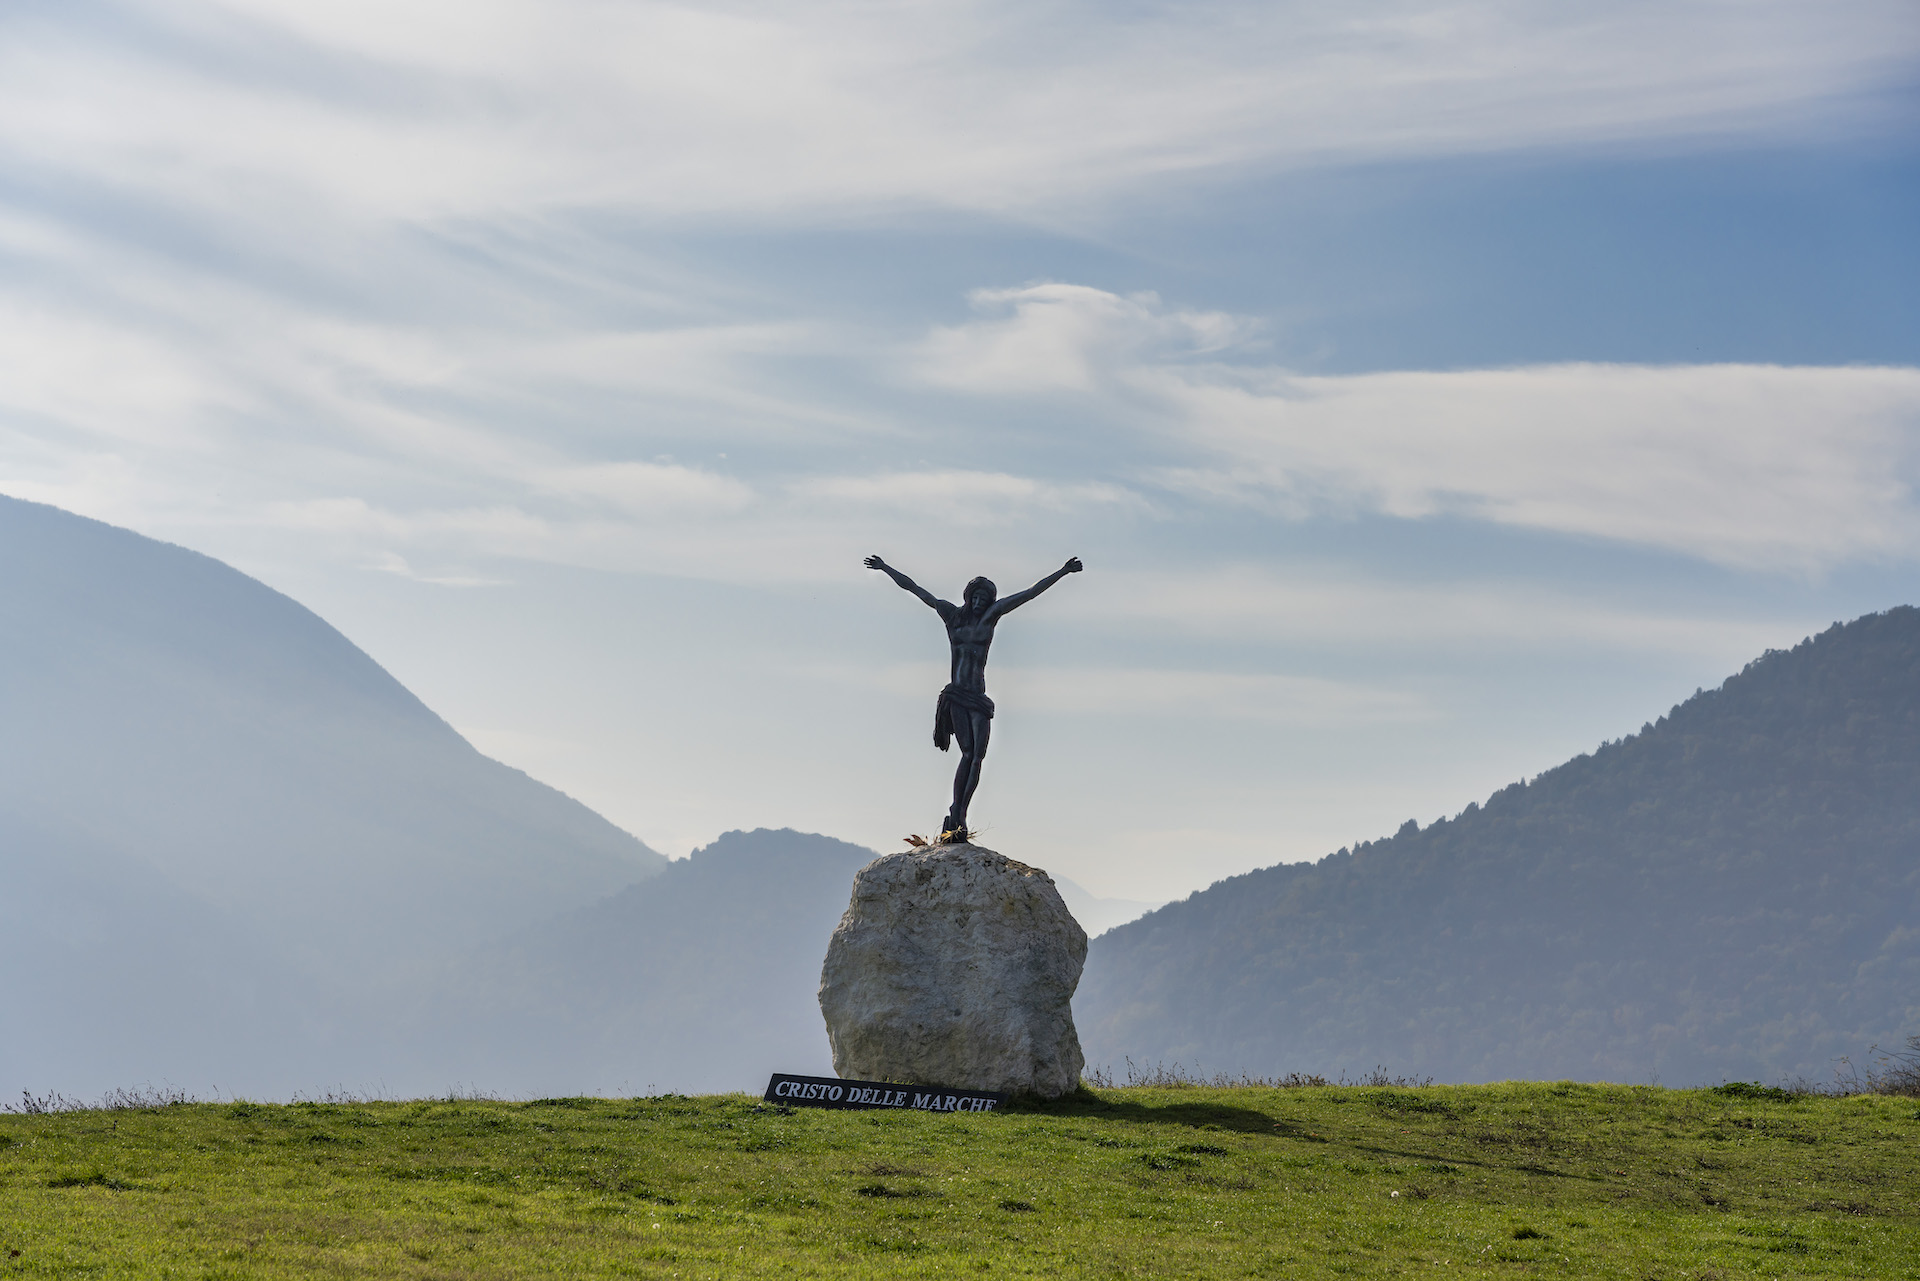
920,285 -> 1920,572
9,268 -> 1919,585
367,551 -> 509,588
917,285 -> 1256,395
790,469 -> 1137,524
1053,564 -> 1806,661
535,462 -> 754,517
3,4 -> 1915,584
1168,362 -> 1920,572
7,1 -> 1908,226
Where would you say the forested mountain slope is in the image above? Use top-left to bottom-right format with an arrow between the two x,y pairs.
0,495 -> 665,1096
1076,609 -> 1920,1086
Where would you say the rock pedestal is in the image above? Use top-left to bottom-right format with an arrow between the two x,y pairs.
818,842 -> 1088,1098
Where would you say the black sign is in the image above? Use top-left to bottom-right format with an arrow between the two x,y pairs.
763,1073 -> 1006,1113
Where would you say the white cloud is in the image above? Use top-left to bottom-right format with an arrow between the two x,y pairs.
0,5 -> 1913,586
0,1 -> 1909,226
263,498 -> 551,542
535,462 -> 754,516
7,236 -> 1917,585
1054,564 -> 1804,663
1176,362 -> 1920,570
0,202 -> 844,565
917,285 -> 1254,395
367,551 -> 509,588
791,469 -> 1136,523
922,285 -> 1920,571
0,297 -> 239,444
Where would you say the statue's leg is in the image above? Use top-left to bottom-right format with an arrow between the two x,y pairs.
948,708 -> 991,834
945,710 -> 974,834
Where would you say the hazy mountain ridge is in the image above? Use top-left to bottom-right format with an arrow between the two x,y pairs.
0,495 -> 1160,1097
1077,608 -> 1920,1085
1053,879 -> 1164,938
10,492 -> 1916,1097
0,495 -> 667,1096
411,830 -> 1171,1095
420,828 -> 876,1094
0,812 -> 339,1093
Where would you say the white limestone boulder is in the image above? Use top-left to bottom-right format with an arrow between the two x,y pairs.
818,842 -> 1088,1098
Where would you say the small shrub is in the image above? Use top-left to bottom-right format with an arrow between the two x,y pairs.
1138,1152 -> 1200,1171
1834,1035 -> 1920,1098
1370,1091 -> 1453,1115
8,1091 -> 82,1115
8,1084 -> 196,1115
1713,1081 -> 1794,1103
1346,1068 -> 1436,1088
97,1084 -> 195,1110
47,1172 -> 133,1190
290,1087 -> 384,1105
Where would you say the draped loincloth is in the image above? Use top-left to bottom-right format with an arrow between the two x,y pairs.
933,683 -> 995,751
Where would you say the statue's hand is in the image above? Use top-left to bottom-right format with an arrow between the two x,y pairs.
1063,556 -> 1084,573
864,554 -> 886,571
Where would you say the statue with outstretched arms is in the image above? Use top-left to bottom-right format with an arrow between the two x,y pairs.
864,554 -> 1084,840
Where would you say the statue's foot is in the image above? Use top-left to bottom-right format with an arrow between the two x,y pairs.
939,814 -> 968,843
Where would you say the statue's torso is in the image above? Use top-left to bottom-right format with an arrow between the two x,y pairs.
945,612 -> 995,691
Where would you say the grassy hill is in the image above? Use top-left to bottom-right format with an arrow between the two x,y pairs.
1078,607 -> 1920,1086
2,1084 -> 1915,1278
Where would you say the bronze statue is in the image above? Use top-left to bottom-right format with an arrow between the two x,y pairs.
865,555 -> 1083,840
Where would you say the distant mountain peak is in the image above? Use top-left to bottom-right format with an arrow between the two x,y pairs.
2,495 -> 666,1098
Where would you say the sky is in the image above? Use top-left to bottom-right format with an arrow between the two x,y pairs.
2,0 -> 1917,903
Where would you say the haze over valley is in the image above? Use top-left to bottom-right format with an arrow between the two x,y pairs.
4,496 -> 1914,1099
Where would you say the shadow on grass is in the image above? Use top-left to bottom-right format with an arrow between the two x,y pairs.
1002,1087 -> 1298,1137
1345,1142 -> 1501,1172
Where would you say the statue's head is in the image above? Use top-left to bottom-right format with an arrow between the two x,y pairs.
963,576 -> 997,612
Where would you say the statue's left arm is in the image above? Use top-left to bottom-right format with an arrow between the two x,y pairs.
989,557 -> 1083,617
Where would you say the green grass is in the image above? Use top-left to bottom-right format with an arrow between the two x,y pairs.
2,1082 -> 1916,1277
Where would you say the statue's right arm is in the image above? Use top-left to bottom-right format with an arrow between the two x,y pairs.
865,555 -> 945,612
